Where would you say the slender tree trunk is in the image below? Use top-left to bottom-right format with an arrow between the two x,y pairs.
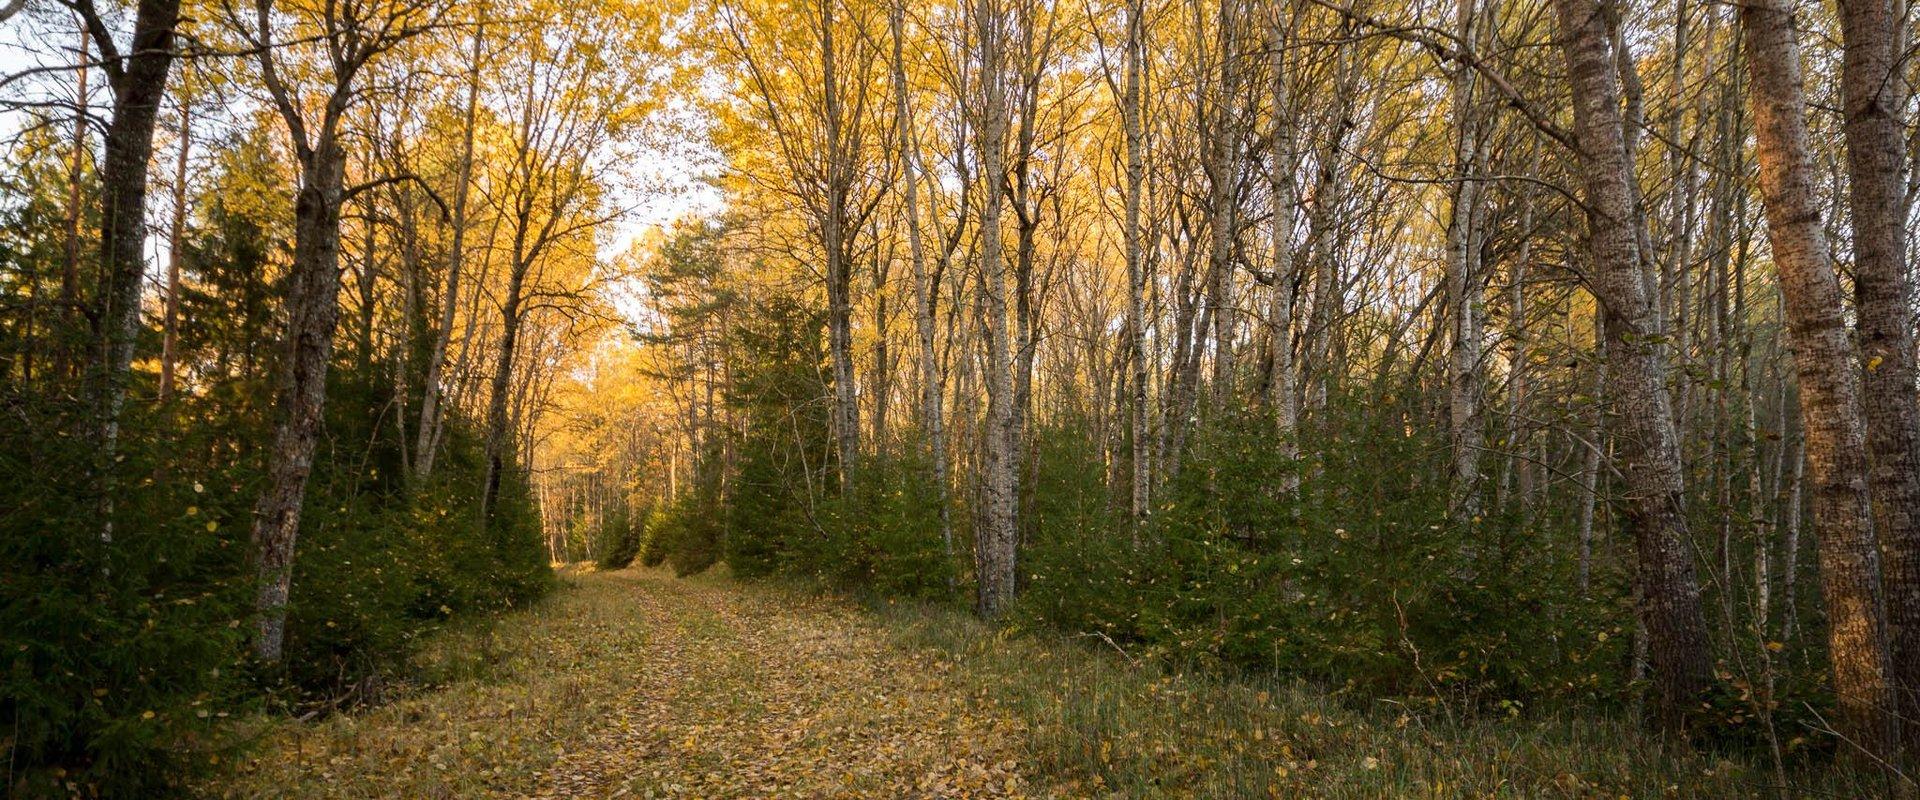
1163,229 -> 1203,473
1781,432 -> 1806,644
1445,0 -> 1483,520
413,13 -> 487,482
1836,0 -> 1920,745
872,250 -> 892,450
822,0 -> 859,492
1301,44 -> 1353,422
1502,220 -> 1534,512
159,94 -> 191,401
889,0 -> 952,573
1265,1 -> 1298,503
60,22 -> 88,379
355,192 -> 379,375
1575,314 -> 1606,596
1740,0 -> 1897,759
1661,0 -> 1699,418
481,251 -> 535,526
1203,0 -> 1241,411
1551,0 -> 1714,728
1125,0 -> 1153,523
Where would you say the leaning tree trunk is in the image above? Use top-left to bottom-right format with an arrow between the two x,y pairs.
413,14 -> 486,482
1836,0 -> 1920,747
1550,0 -> 1714,730
88,0 -> 183,539
1741,0 -> 1897,759
481,256 -> 535,527
251,142 -> 348,663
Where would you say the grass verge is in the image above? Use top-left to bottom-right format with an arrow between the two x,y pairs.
860,595 -> 1888,799
203,566 -> 647,799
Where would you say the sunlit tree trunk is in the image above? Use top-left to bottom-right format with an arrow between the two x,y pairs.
159,92 -> 192,401
1739,0 -> 1896,759
1739,0 -> 1901,761
1835,0 -> 1920,745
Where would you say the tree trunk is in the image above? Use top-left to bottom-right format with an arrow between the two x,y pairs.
481,253 -> 535,527
1836,0 -> 1920,746
1264,1 -> 1298,503
1740,0 -> 1897,759
251,142 -> 348,663
1575,313 -> 1605,596
822,0 -> 859,492
59,22 -> 88,381
414,14 -> 487,482
159,94 -> 191,401
1445,0 -> 1484,520
1551,0 -> 1713,729
1126,0 -> 1153,522
1203,0 -> 1241,411
87,0 -> 184,537
889,0 -> 952,573
974,0 -> 1017,618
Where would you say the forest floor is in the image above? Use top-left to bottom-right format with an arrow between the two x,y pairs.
204,568 -> 1863,799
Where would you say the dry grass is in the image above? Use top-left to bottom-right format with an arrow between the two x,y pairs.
865,598 -> 1890,799
204,567 -> 659,798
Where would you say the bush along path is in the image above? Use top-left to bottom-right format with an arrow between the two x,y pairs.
207,568 -> 1873,799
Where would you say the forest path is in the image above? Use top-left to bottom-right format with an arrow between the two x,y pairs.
206,567 -> 1817,799
209,569 -> 1044,799
524,570 -> 1038,798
